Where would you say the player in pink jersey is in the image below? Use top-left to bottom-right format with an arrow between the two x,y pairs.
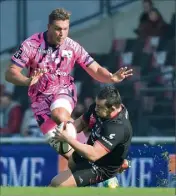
6,8 -> 133,153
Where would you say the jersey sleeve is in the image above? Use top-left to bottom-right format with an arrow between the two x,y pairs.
96,122 -> 126,152
75,44 -> 94,68
11,39 -> 33,68
82,103 -> 96,124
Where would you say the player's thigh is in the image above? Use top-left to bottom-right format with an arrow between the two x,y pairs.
51,163 -> 97,187
71,163 -> 99,187
70,155 -> 111,187
50,95 -> 75,123
30,98 -> 56,135
50,169 -> 77,187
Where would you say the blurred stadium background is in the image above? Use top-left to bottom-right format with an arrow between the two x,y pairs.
0,0 -> 175,190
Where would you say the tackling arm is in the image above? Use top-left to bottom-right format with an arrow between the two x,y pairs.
63,121 -> 125,162
63,134 -> 108,162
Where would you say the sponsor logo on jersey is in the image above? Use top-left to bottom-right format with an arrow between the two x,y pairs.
102,136 -> 113,146
109,134 -> 116,139
62,50 -> 73,58
38,47 -> 52,55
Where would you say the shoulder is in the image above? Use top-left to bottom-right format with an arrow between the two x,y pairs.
103,120 -> 122,131
102,118 -> 131,142
113,106 -> 129,123
22,32 -> 43,49
65,37 -> 82,49
104,107 -> 131,131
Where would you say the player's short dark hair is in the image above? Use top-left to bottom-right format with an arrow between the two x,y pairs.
49,8 -> 71,24
97,86 -> 122,108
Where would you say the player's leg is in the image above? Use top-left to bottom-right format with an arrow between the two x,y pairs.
51,101 -> 73,125
50,91 -> 77,171
46,84 -> 77,152
31,98 -> 74,159
50,161 -> 98,187
37,92 -> 75,145
50,83 -> 77,126
30,92 -> 75,162
50,95 -> 75,165
50,151 -> 129,187
50,148 -> 80,187
50,151 -> 131,187
50,151 -> 84,187
50,155 -> 119,187
50,169 -> 77,187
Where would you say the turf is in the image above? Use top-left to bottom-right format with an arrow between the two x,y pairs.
0,187 -> 175,196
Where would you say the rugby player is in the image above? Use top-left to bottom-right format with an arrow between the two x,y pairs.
5,8 -> 133,152
50,86 -> 132,187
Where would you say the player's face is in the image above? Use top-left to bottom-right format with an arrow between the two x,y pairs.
95,98 -> 112,118
48,20 -> 69,45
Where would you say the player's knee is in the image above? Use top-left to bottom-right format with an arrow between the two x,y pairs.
50,176 -> 64,187
50,170 -> 76,187
51,108 -> 70,124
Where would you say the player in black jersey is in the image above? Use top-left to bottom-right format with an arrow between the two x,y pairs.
50,86 -> 133,187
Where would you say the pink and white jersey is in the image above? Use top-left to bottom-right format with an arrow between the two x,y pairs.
11,32 -> 94,96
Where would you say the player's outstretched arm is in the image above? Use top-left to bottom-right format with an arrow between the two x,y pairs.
85,61 -> 133,83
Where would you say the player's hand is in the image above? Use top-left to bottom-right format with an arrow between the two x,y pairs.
29,68 -> 46,86
53,123 -> 68,142
117,159 -> 130,173
111,67 -> 133,83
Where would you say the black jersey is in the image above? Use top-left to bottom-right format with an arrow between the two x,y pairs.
83,103 -> 132,170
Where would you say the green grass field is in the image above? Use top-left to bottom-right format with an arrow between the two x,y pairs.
0,187 -> 175,196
